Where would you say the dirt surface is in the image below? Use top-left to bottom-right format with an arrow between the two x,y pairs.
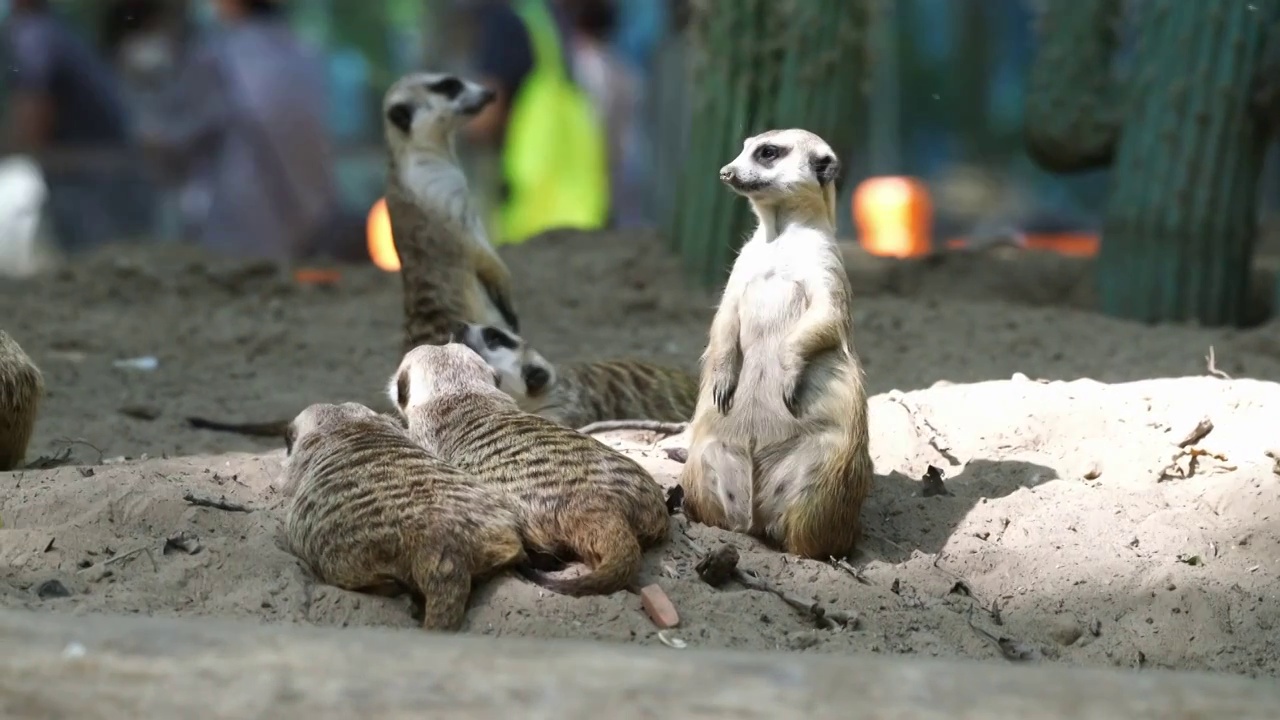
2,230 -> 1279,679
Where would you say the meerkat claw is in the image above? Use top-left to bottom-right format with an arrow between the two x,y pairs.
713,374 -> 737,415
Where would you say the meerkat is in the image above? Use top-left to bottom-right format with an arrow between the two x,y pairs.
449,321 -> 697,432
383,71 -> 521,351
388,343 -> 669,596
282,401 -> 528,631
0,331 -> 42,471
679,128 -> 873,560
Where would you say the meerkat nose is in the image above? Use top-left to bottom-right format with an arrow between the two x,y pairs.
719,166 -> 735,182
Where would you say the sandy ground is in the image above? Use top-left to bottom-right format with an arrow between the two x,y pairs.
2,230 -> 1279,679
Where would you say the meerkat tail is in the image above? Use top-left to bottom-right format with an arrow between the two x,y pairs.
474,256 -> 520,332
186,417 -> 290,437
517,512 -> 642,597
410,547 -> 473,631
576,420 -> 689,436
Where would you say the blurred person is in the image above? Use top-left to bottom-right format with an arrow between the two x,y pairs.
561,0 -> 644,228
0,0 -> 149,252
138,0 -> 343,263
611,0 -> 664,72
102,0 -> 194,243
463,0 -> 610,244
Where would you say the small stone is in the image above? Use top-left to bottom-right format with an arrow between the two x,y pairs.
36,579 -> 71,599
1083,461 -> 1102,480
695,544 -> 739,587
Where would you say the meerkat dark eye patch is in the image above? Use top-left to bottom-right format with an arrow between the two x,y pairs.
522,364 -> 551,394
481,326 -> 518,350
810,154 -> 840,187
426,76 -> 466,100
753,143 -> 789,167
283,424 -> 297,455
386,102 -> 414,133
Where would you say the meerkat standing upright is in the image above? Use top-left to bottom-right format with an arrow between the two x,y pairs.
679,129 -> 873,560
383,72 -> 521,350
0,331 -> 42,471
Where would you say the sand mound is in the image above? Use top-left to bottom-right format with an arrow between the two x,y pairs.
3,376 -> 1276,677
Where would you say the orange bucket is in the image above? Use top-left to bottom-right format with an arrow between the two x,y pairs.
853,177 -> 933,258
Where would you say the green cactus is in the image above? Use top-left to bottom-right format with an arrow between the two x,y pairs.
669,0 -> 869,288
1026,0 -> 1280,326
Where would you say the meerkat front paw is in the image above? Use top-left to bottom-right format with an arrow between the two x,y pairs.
710,364 -> 739,415
781,356 -> 806,417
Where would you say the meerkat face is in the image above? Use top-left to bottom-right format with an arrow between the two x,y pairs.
390,343 -> 507,415
382,72 -> 495,149
449,322 -> 556,402
718,128 -> 841,203
287,403 -> 378,456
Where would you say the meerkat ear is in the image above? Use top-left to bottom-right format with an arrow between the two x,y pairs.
810,154 -> 840,187
395,371 -> 410,410
386,102 -> 414,134
521,364 -> 551,394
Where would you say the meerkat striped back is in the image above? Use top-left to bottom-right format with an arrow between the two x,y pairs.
287,414 -> 490,558
427,393 -> 660,513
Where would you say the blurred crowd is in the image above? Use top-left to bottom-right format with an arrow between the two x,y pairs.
0,0 -> 670,266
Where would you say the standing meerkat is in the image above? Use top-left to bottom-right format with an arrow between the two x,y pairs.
0,331 -> 42,471
383,72 -> 521,351
388,343 -> 669,596
449,321 -> 697,431
282,401 -> 528,631
679,128 -> 873,560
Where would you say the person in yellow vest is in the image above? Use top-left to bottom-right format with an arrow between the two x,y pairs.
462,0 -> 610,245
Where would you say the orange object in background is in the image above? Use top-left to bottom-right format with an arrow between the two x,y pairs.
943,232 -> 1100,257
366,196 -> 400,272
294,268 -> 342,285
853,177 -> 933,258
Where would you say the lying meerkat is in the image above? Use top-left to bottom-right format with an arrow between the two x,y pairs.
449,321 -> 697,432
383,72 -> 520,351
282,401 -> 528,631
0,331 -> 42,471
680,128 -> 873,560
388,343 -> 669,596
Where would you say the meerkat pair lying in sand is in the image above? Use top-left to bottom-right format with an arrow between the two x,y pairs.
679,128 -> 874,561
388,343 -> 669,596
283,343 -> 670,629
0,331 -> 42,471
282,402 -> 530,631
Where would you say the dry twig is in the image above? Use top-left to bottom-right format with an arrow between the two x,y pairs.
1205,346 -> 1231,379
183,493 -> 251,513
1177,418 -> 1214,447
688,540 -> 856,629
